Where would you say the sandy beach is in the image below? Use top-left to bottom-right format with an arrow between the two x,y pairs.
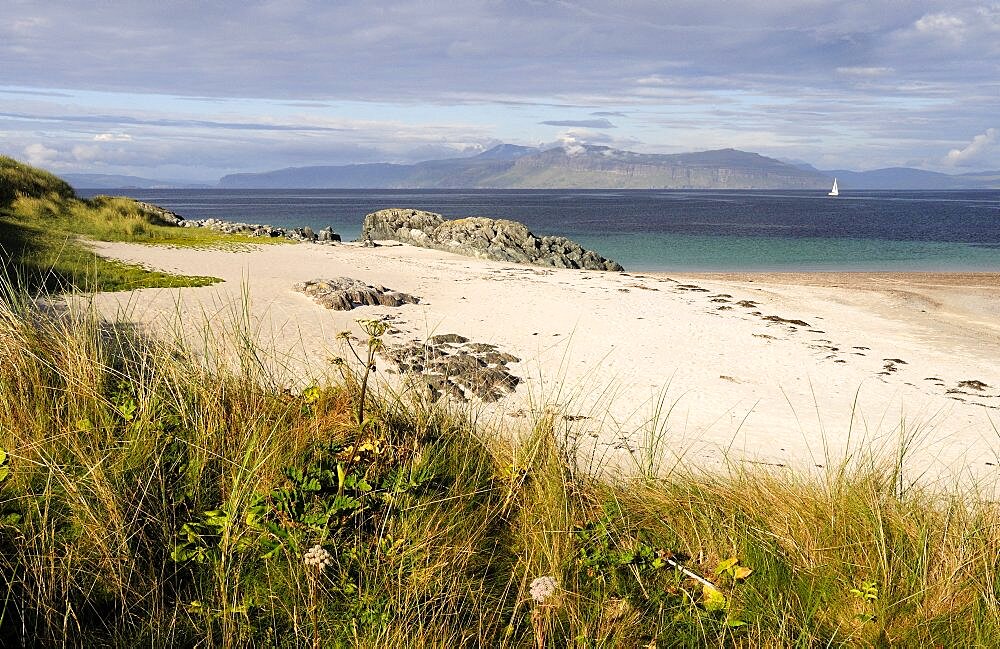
84,239 -> 1000,486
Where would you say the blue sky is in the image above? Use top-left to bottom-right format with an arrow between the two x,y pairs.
2,0 -> 998,181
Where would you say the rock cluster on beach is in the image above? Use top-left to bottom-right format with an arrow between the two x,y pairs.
132,200 -> 343,241
383,334 -> 520,402
181,218 -> 341,242
361,208 -> 624,271
293,277 -> 419,310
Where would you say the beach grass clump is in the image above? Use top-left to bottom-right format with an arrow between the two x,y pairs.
2,283 -> 1000,646
0,155 -> 76,206
0,210 -> 222,292
7,192 -> 279,249
46,193 -> 287,249
0,286 -> 520,646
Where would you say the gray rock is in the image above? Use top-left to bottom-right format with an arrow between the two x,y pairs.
385,335 -> 521,402
293,277 -> 420,310
133,201 -> 185,226
318,226 -> 342,242
362,208 -> 445,242
177,216 -> 343,244
428,333 -> 469,345
361,209 -> 623,271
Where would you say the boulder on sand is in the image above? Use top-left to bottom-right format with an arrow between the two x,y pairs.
361,208 -> 623,271
293,277 -> 419,311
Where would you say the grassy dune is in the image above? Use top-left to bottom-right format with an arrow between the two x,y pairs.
1,155 -> 281,293
2,157 -> 1000,646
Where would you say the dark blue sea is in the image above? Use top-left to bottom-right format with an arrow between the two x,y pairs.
80,189 -> 1000,272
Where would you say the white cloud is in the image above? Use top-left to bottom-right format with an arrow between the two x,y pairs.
71,144 -> 104,162
10,17 -> 47,34
915,12 -> 965,35
558,134 -> 587,156
636,75 -> 673,87
93,132 -> 132,141
835,66 -> 894,77
22,143 -> 59,165
943,128 -> 998,167
909,11 -> 971,47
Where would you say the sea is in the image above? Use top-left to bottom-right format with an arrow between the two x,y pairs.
78,188 -> 1000,272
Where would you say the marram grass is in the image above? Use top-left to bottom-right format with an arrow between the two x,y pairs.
1,285 -> 1000,647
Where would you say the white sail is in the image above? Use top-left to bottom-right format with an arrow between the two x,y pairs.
828,178 -> 839,196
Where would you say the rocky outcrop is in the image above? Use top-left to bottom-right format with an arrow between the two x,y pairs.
133,201 -> 185,226
182,218 -> 341,242
361,208 -> 444,243
361,208 -> 623,271
293,277 -> 419,310
383,334 -> 520,402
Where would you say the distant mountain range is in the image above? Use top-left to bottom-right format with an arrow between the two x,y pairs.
65,145 -> 1000,190
217,146 -> 830,190
62,173 -> 211,190
814,167 -> 1000,190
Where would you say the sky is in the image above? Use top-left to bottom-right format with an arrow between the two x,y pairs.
1,0 -> 998,182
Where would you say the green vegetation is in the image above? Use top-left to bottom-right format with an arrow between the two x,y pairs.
0,155 -> 75,205
0,155 -> 278,292
1,287 -> 999,647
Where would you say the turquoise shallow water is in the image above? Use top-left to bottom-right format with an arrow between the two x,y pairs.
82,188 -> 1000,272
569,232 -> 1000,272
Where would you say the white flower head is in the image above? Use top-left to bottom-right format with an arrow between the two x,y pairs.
529,575 -> 558,603
304,544 -> 332,570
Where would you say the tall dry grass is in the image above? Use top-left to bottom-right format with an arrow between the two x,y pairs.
1,282 -> 1000,647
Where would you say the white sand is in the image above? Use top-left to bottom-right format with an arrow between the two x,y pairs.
85,240 -> 1000,486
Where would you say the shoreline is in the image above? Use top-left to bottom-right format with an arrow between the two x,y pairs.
83,239 -> 1000,487
677,269 -> 1000,285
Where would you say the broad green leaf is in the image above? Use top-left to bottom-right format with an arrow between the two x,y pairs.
703,585 -> 728,612
259,543 -> 282,560
171,545 -> 196,563
715,557 -> 739,574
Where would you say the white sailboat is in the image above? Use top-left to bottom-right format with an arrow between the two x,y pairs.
828,178 -> 839,196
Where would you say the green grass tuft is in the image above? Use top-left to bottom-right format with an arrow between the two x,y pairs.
0,154 -> 76,206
